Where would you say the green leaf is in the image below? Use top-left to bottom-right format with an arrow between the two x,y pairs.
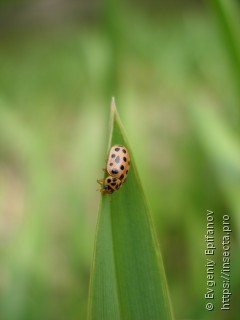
187,101 -> 240,229
88,99 -> 173,320
207,0 -> 240,90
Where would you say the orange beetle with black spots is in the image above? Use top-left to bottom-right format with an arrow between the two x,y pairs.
97,144 -> 130,194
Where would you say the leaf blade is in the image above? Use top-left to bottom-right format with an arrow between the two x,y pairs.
88,100 -> 173,320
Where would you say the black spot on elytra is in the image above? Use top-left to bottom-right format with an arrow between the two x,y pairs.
115,147 -> 120,151
126,170 -> 129,174
123,157 -> 127,162
112,168 -> 119,174
120,173 -> 124,180
115,155 -> 120,163
120,165 -> 124,170
111,153 -> 116,158
111,182 -> 116,186
107,178 -> 111,183
113,177 -> 117,182
110,163 -> 113,166
122,149 -> 126,154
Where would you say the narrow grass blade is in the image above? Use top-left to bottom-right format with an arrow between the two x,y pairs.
187,101 -> 240,233
207,0 -> 240,89
88,99 -> 173,320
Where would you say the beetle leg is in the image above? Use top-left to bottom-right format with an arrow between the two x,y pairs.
102,168 -> 107,173
100,189 -> 113,194
97,179 -> 104,185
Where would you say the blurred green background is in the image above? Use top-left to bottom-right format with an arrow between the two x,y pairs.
0,0 -> 239,319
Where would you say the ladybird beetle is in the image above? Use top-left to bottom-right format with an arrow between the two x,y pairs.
97,144 -> 130,194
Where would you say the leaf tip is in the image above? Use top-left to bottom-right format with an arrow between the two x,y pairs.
111,96 -> 117,114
